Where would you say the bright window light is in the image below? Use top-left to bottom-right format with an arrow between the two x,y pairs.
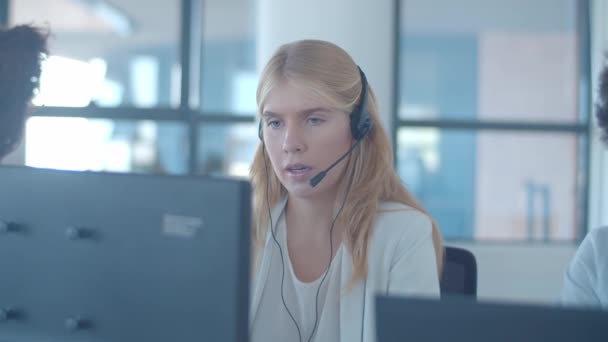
232,71 -> 258,114
33,56 -> 107,107
130,56 -> 159,107
25,117 -> 130,172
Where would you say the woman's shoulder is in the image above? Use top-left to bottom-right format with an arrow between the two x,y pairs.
584,226 -> 608,256
373,201 -> 433,241
569,226 -> 608,274
588,226 -> 608,245
366,201 -> 436,271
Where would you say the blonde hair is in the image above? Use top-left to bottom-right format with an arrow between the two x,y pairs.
250,40 -> 444,284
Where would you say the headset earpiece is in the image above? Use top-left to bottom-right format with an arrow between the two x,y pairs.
258,120 -> 263,141
350,67 -> 373,141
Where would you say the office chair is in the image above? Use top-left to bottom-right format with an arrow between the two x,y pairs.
440,246 -> 477,298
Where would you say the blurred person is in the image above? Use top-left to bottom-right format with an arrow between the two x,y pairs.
0,24 -> 48,161
560,62 -> 608,309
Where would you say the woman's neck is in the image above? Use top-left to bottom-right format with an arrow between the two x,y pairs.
285,193 -> 339,242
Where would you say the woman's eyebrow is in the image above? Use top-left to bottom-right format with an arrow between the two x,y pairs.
262,107 -> 329,118
261,111 -> 280,119
299,107 -> 330,115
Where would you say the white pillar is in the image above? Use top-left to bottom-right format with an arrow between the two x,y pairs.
256,0 -> 395,140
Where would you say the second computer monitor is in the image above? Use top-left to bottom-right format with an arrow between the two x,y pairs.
376,295 -> 608,342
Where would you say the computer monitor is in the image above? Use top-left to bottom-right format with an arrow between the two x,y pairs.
0,166 -> 250,342
376,296 -> 608,342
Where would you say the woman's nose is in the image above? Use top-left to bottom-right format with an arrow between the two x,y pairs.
282,123 -> 307,153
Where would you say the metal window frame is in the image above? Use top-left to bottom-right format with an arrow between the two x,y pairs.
393,0 -> 592,241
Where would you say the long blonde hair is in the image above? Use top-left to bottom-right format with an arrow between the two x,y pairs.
250,40 -> 444,283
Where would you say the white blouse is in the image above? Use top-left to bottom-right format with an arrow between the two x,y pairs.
250,211 -> 343,342
561,226 -> 608,309
249,197 -> 441,342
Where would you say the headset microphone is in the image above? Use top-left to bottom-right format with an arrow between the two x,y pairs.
309,138 -> 362,187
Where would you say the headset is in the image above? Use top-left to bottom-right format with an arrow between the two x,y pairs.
257,66 -> 372,342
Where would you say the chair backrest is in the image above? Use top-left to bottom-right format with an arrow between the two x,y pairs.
440,246 -> 477,298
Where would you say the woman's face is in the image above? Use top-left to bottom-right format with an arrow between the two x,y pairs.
261,81 -> 353,199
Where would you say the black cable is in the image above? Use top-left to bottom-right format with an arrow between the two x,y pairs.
262,144 -> 303,342
360,278 -> 367,342
262,140 -> 358,342
307,144 -> 357,342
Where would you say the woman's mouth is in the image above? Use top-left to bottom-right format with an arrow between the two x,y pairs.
285,164 -> 314,180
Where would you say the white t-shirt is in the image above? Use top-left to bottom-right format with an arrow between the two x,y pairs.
250,212 -> 343,342
560,226 -> 608,308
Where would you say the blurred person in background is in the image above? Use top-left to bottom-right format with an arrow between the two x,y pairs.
560,61 -> 608,309
0,24 -> 47,161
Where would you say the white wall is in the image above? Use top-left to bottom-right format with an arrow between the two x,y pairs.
452,242 -> 576,304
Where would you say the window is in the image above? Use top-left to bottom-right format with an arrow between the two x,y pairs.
12,0 -> 181,108
397,0 -> 589,241
397,128 -> 582,241
25,117 -> 188,174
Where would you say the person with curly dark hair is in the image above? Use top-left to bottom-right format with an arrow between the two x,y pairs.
561,63 -> 608,309
0,24 -> 48,160
596,63 -> 608,144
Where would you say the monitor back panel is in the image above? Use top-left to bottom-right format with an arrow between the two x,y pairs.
0,166 -> 250,342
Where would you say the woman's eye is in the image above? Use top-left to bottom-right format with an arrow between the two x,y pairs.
308,117 -> 323,125
267,120 -> 281,128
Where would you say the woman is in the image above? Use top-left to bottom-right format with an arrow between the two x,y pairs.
0,24 -> 47,160
249,40 -> 443,342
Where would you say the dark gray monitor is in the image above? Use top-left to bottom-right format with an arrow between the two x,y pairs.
376,296 -> 608,342
0,166 -> 250,342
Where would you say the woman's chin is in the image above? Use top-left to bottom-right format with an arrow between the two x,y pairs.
283,181 -> 317,198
